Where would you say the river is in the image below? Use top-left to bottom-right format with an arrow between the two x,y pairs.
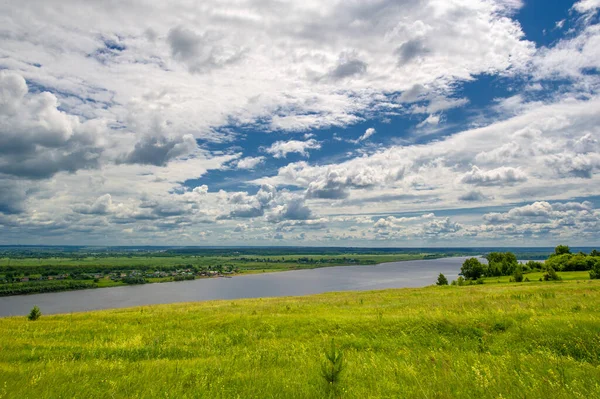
0,256 -> 472,317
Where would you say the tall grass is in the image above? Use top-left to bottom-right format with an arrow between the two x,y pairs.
0,280 -> 599,398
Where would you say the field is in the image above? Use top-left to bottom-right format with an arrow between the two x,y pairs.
0,253 -> 439,271
1,278 -> 599,398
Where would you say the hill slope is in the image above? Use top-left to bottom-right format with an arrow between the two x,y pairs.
1,281 -> 599,398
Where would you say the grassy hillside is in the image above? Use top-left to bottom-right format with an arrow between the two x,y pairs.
1,280 -> 599,398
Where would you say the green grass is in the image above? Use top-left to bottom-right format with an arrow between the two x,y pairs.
1,280 -> 599,398
482,270 -> 590,284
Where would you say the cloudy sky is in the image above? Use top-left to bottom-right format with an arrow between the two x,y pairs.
1,0 -> 600,247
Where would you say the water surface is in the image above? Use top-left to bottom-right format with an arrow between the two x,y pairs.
0,256 -> 471,317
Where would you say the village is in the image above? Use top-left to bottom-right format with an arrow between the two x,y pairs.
1,266 -> 238,285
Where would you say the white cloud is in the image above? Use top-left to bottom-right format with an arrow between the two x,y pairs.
460,166 -> 528,186
235,156 -> 265,170
573,0 -> 600,13
265,139 -> 321,158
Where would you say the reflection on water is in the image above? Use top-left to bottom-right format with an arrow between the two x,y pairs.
0,257 -> 473,317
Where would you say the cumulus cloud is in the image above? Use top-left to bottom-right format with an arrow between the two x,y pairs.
2,0 -> 600,245
481,201 -> 599,241
167,26 -> 245,73
73,194 -> 114,215
459,190 -> 490,202
265,139 -> 321,158
121,135 -> 197,166
235,156 -> 265,170
461,166 -> 528,186
573,0 -> 600,13
0,71 -> 105,179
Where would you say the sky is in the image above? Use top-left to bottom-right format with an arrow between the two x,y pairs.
1,0 -> 599,247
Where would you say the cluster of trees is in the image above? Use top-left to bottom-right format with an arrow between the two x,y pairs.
0,281 -> 95,296
453,245 -> 599,284
545,246 -> 600,272
459,252 -> 527,280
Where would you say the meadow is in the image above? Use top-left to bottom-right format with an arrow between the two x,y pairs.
1,278 -> 598,398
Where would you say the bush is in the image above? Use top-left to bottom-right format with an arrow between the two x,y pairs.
457,276 -> 465,286
543,267 -> 561,281
436,273 -> 448,286
321,339 -> 344,395
513,266 -> 524,283
28,305 -> 41,321
590,263 -> 600,279
122,276 -> 146,285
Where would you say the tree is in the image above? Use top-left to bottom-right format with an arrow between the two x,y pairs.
554,245 -> 571,256
28,305 -> 41,321
460,258 -> 485,280
590,249 -> 600,257
436,273 -> 448,286
513,266 -> 524,283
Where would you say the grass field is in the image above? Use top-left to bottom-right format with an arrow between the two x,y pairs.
0,253 -> 436,271
1,279 -> 599,398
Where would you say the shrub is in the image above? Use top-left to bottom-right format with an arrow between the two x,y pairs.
543,267 -> 561,281
525,260 -> 543,271
513,266 -> 524,283
321,339 -> 344,396
436,273 -> 448,286
590,263 -> 600,279
122,276 -> 146,284
28,305 -> 41,321
457,276 -> 465,286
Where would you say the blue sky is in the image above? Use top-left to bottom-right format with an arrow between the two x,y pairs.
0,0 -> 599,246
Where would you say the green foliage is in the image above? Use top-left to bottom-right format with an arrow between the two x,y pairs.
122,276 -> 146,285
321,339 -> 344,396
461,258 -> 485,280
591,249 -> 600,257
457,276 -> 465,286
554,245 -> 571,256
513,266 -> 524,283
590,262 -> 600,279
436,273 -> 448,286
543,267 -> 562,281
525,260 -> 543,271
27,305 -> 41,321
486,252 -> 518,276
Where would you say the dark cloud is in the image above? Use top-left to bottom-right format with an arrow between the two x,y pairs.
73,194 -> 112,215
329,59 -> 368,79
167,26 -> 245,73
306,181 -> 349,199
121,134 -> 197,166
458,190 -> 490,202
0,180 -> 26,214
396,39 -> 429,65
